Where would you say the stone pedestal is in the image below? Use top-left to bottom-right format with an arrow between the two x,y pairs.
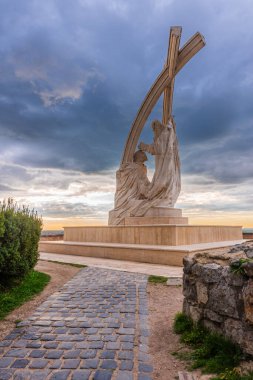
123,207 -> 188,225
39,224 -> 244,267
109,206 -> 188,226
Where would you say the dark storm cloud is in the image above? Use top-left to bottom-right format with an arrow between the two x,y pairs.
0,0 -> 253,186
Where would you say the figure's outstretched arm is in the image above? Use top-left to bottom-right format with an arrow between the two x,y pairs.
138,142 -> 156,155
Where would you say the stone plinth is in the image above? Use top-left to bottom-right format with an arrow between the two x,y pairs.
120,207 -> 189,225
40,223 -> 243,267
64,225 -> 242,246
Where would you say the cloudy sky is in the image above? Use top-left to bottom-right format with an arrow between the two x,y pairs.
0,0 -> 252,229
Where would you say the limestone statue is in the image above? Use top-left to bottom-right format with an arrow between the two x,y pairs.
137,118 -> 181,212
108,26 -> 205,225
108,150 -> 150,225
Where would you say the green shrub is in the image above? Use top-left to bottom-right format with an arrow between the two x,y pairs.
0,198 -> 42,282
173,313 -> 243,374
212,368 -> 253,380
173,312 -> 193,334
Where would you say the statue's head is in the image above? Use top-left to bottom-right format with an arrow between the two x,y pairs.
133,150 -> 148,163
151,119 -> 164,137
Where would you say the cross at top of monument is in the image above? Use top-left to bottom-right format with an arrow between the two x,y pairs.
121,26 -> 205,165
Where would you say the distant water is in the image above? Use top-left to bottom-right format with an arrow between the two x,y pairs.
243,228 -> 253,233
41,230 -> 64,236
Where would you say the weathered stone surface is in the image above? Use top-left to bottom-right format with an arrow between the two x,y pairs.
224,319 -> 244,345
189,306 -> 202,323
202,319 -> 222,334
183,243 -> 253,356
242,262 -> 253,277
242,331 -> 253,355
222,267 -> 245,287
196,282 -> 208,304
208,281 -> 239,318
192,263 -> 223,283
183,257 -> 195,274
245,249 -> 253,259
243,279 -> 253,324
183,275 -> 197,301
203,309 -> 223,323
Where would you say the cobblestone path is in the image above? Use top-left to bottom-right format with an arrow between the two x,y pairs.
0,268 -> 153,380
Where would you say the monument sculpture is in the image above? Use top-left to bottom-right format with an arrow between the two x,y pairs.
109,26 -> 204,225
40,27 -> 243,267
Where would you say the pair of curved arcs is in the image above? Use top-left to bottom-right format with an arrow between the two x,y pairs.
121,27 -> 205,165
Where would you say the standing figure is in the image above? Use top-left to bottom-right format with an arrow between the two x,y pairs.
133,117 -> 181,216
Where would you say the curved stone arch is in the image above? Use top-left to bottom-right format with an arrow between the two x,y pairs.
121,31 -> 205,165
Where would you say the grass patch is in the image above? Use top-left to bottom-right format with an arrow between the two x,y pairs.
173,313 -> 244,376
0,270 -> 50,320
212,369 -> 253,380
148,275 -> 168,284
42,260 -> 87,268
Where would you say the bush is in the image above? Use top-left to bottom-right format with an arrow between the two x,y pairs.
0,198 -> 42,282
173,313 -> 243,374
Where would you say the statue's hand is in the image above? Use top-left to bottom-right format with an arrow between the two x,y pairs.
138,142 -> 145,151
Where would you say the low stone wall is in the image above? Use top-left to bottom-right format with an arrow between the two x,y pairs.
183,242 -> 253,355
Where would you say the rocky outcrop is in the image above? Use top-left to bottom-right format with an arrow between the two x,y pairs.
183,242 -> 253,355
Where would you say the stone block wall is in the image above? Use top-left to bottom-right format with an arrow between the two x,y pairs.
183,243 -> 253,355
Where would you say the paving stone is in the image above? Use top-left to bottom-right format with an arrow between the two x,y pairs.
81,358 -> 99,369
100,359 -> 117,370
138,375 -> 153,380
43,342 -> 58,349
49,359 -> 61,369
116,371 -> 133,380
100,350 -> 116,359
63,350 -> 81,359
86,328 -> 98,334
29,350 -> 46,358
0,358 -> 14,368
106,342 -> 120,350
121,342 -> 134,350
13,370 -> 31,379
58,342 -> 74,350
118,351 -> 134,360
12,340 -> 27,348
71,370 -> 91,380
26,342 -> 41,349
79,350 -> 97,359
4,349 -> 29,358
11,359 -> 29,368
49,370 -> 71,380
138,363 -> 153,372
61,359 -> 80,369
138,352 -> 152,362
0,369 -> 14,380
29,359 -> 49,369
89,341 -> 104,349
75,342 -> 89,349
93,370 -> 113,380
120,360 -> 134,370
45,350 -> 63,359
30,369 -> 51,379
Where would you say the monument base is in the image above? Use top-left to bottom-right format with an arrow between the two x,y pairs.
108,207 -> 188,225
39,224 -> 243,266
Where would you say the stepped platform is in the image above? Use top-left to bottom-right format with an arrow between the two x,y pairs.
39,224 -> 243,266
